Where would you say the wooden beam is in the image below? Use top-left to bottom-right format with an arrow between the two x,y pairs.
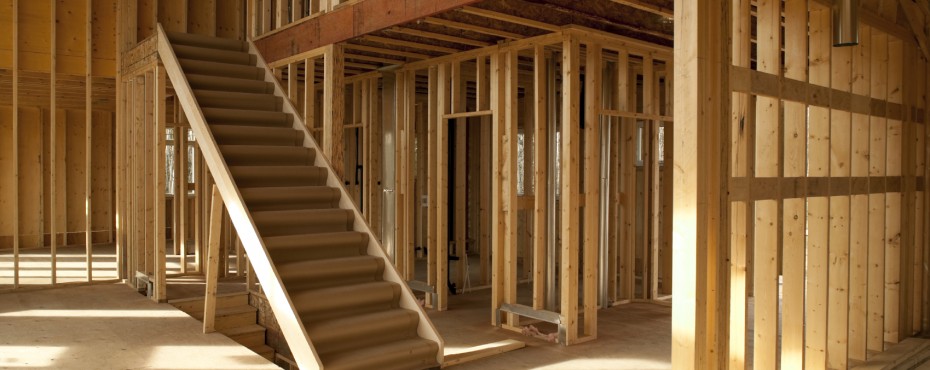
387,27 -> 492,47
608,0 -> 673,18
343,43 -> 429,60
899,0 -> 930,59
423,17 -> 524,40
254,0 -> 484,64
458,6 -> 560,32
437,63 -> 450,311
203,185 -> 222,333
361,35 -> 461,54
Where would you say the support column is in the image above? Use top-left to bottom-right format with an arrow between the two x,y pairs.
672,0 -> 730,368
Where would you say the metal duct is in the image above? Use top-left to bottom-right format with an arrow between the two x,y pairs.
833,0 -> 860,46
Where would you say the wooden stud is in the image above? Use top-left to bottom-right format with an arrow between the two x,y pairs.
50,0 -> 58,285
490,52 -> 504,324
781,0 -> 808,367
583,42 -> 602,338
85,0 -> 94,281
154,65 -> 167,303
453,61 -> 468,289
503,50 -> 519,325
478,56 -> 491,286
532,45 -> 548,310
367,77 -> 382,240
806,7 -> 831,369
203,185 -> 222,333
323,44 -> 345,178
617,50 -> 635,302
437,63 -> 450,311
673,0 -> 727,366
560,35 -> 581,344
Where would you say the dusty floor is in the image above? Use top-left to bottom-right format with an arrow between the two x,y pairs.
0,283 -> 278,370
429,286 -> 672,370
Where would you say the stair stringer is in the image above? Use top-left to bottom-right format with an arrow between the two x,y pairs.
156,23 -> 445,369
156,24 -> 323,369
245,39 -> 445,366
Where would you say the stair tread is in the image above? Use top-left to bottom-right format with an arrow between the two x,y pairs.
321,338 -> 439,370
307,308 -> 419,355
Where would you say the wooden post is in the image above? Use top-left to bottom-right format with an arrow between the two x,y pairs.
425,68 -> 438,296
85,0 -> 94,281
673,0 -> 728,367
203,185 -> 223,333
478,56 -> 491,286
179,125 -> 188,274
305,58 -> 316,130
503,50 -> 518,326
367,77 -> 382,239
10,0 -> 19,290
454,60 -> 468,289
50,0 -> 58,285
323,44 -> 345,178
560,35 -> 581,344
618,51 -> 635,301
582,42 -> 602,338
533,45 -> 548,309
154,65 -> 167,303
491,51 -> 505,324
779,0 -> 807,367
437,63 -> 450,311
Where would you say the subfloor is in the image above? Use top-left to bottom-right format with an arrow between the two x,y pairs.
429,285 -> 672,370
0,283 -> 279,370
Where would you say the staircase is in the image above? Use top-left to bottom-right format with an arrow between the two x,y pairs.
170,291 -> 275,361
155,24 -> 443,370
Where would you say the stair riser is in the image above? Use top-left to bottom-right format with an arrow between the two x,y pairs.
197,94 -> 280,112
230,167 -> 328,188
167,32 -> 247,51
211,130 -> 302,147
187,75 -> 274,94
180,60 -> 265,80
203,110 -> 290,127
171,294 -> 249,315
229,331 -> 267,348
221,151 -> 315,167
174,45 -> 254,65
212,311 -> 258,331
292,284 -> 401,321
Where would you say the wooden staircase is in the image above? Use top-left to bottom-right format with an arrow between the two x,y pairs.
155,25 -> 443,370
171,292 -> 275,361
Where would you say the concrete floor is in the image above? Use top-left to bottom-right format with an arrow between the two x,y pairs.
430,285 -> 672,370
0,283 -> 278,370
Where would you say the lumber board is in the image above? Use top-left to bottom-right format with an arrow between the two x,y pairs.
583,42 -> 601,338
559,34 -> 580,344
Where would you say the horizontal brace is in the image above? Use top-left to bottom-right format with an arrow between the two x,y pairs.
497,303 -> 562,325
443,110 -> 493,119
600,109 -> 673,122
730,66 -> 921,124
728,176 -> 924,201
